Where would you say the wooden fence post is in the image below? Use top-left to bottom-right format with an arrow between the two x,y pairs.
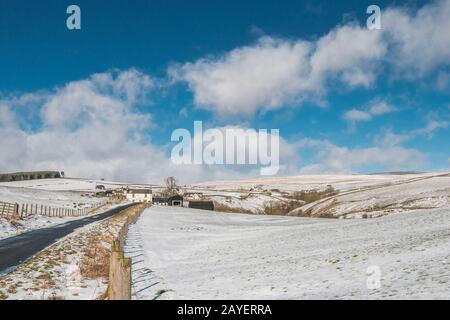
108,240 -> 124,300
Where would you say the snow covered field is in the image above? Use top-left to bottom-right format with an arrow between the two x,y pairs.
0,179 -> 118,240
0,185 -> 102,209
0,178 -> 156,192
126,206 -> 450,300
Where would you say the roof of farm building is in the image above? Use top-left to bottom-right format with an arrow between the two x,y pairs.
126,189 -> 152,194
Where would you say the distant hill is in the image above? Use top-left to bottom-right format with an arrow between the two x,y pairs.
368,171 -> 424,175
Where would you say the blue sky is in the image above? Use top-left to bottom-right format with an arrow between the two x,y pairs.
0,0 -> 449,183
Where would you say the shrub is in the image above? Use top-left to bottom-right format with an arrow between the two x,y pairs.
286,186 -> 338,203
263,200 -> 303,215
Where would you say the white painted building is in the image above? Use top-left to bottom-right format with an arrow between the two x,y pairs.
125,188 -> 153,203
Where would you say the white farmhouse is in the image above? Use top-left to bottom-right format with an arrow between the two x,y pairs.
125,188 -> 153,203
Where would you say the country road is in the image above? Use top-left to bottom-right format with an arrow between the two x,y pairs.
0,203 -> 136,274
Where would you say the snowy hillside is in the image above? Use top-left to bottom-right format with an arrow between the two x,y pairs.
192,172 -> 450,217
192,173 -> 438,192
291,173 -> 450,218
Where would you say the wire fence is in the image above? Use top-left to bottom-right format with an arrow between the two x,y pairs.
0,200 -> 108,220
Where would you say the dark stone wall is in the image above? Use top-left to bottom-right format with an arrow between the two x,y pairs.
188,201 -> 215,211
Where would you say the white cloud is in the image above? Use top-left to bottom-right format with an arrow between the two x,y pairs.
170,37 -> 313,117
375,116 -> 450,147
171,24 -> 385,117
383,0 -> 450,75
297,138 -> 425,174
310,24 -> 385,87
0,71 -> 303,183
343,109 -> 372,122
171,0 -> 450,117
415,118 -> 450,136
436,71 -> 450,91
369,101 -> 396,115
343,100 -> 396,124
0,70 -> 188,183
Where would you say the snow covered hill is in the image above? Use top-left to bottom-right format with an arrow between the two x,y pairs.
291,173 -> 450,218
191,172 -> 450,217
192,173 -> 439,192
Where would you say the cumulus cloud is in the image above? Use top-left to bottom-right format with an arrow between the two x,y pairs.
0,71 -> 303,183
0,69 -> 168,182
170,24 -> 385,117
169,37 -> 314,117
310,24 -> 385,87
343,109 -> 373,122
171,0 -> 449,117
344,99 -> 396,124
297,138 -> 426,174
0,70 -> 212,184
369,101 -> 396,116
0,69 -> 433,182
383,0 -> 450,76
375,115 -> 450,147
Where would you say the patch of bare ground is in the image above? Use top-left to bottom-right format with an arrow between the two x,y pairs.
294,199 -> 340,218
213,202 -> 255,215
267,186 -> 340,217
263,200 -> 304,215
0,204 -> 148,300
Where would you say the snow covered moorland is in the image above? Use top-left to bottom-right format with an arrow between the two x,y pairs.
0,179 -> 111,240
125,206 -> 450,300
187,173 -> 450,217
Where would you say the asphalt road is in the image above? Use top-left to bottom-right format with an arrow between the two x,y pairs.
0,203 -> 136,273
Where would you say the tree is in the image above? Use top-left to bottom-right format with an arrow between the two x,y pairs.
164,176 -> 178,195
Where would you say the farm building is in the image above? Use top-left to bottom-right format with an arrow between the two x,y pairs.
125,188 -> 153,203
152,195 -> 184,207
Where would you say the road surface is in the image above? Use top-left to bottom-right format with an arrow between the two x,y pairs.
0,203 -> 135,273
